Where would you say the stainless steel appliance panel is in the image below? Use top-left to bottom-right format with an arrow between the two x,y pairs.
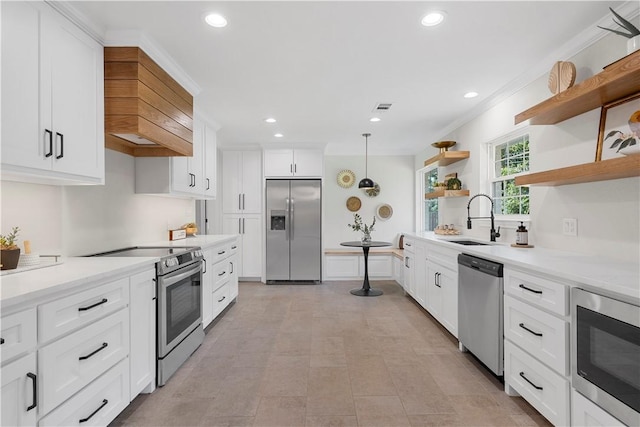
458,253 -> 504,376
289,180 -> 321,280
572,288 -> 640,427
266,180 -> 291,280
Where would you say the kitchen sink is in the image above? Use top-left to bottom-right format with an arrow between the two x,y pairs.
449,240 -> 489,246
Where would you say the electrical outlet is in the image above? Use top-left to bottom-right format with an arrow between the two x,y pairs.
562,218 -> 577,236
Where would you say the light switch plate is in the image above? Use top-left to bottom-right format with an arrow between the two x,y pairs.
562,218 -> 577,236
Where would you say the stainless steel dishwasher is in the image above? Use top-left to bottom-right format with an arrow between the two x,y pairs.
458,253 -> 504,376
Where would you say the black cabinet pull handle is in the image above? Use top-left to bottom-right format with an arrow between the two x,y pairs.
206,178 -> 211,190
55,132 -> 64,159
78,298 -> 108,312
230,262 -> 234,274
202,258 -> 207,274
79,342 -> 108,361
231,245 -> 237,250
519,284 -> 543,294
519,372 -> 543,390
44,129 -> 53,157
218,271 -> 226,276
294,164 -> 297,173
519,323 -> 543,337
26,372 -> 37,411
79,399 -> 108,423
435,272 -> 441,287
218,250 -> 226,255
0,338 -> 4,345
218,296 -> 226,303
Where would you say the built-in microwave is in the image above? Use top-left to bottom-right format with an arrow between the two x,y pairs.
571,288 -> 640,427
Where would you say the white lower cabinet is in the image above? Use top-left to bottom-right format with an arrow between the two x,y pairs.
128,269 -> 156,398
571,389 -> 625,427
222,215 -> 261,278
1,308 -> 37,364
505,339 -> 570,426
39,359 -> 130,427
202,238 -> 239,328
1,352 -> 37,427
425,260 -> 458,338
39,308 -> 130,414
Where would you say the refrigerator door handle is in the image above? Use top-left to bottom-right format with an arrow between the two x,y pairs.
290,198 -> 295,240
238,218 -> 241,234
285,198 -> 290,241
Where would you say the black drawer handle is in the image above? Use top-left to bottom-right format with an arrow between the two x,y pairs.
206,178 -> 211,190
218,271 -> 226,276
26,372 -> 37,411
55,132 -> 64,159
218,250 -> 226,255
44,129 -> 53,157
231,246 -> 237,250
79,342 -> 108,361
218,296 -> 226,303
79,399 -> 108,423
78,298 -> 108,312
519,323 -> 543,337
519,372 -> 543,390
0,338 -> 4,345
519,284 -> 542,294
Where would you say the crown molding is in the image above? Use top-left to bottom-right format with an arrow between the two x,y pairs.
432,1 -> 639,145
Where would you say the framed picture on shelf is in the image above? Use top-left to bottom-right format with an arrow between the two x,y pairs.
595,93 -> 640,161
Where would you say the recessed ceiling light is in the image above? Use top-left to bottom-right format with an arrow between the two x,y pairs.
421,11 -> 445,27
370,117 -> 381,122
464,91 -> 479,98
205,13 -> 227,28
274,133 -> 283,138
264,118 -> 276,123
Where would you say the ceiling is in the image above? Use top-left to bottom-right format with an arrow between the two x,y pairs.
71,1 -> 626,155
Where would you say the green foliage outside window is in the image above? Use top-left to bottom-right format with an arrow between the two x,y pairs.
492,135 -> 530,215
424,168 -> 438,231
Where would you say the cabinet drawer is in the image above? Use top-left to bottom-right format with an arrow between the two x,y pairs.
1,308 -> 36,364
213,260 -> 230,288
39,309 -> 129,414
39,358 -> 130,426
211,244 -> 231,264
504,295 -> 569,375
504,268 -> 568,316
212,283 -> 229,320
39,278 -> 128,343
229,240 -> 239,256
504,340 -> 569,427
403,239 -> 416,254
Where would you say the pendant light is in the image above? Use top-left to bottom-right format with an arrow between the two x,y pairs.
358,133 -> 375,189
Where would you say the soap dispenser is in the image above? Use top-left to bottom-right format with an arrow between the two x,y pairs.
516,222 -> 528,245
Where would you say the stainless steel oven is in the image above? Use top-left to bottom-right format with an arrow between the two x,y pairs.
572,288 -> 640,426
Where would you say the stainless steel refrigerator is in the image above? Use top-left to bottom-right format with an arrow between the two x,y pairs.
266,179 -> 321,283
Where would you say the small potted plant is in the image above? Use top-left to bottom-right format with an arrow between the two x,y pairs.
598,7 -> 640,54
348,214 -> 376,244
1,226 -> 21,270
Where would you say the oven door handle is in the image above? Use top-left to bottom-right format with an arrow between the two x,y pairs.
161,264 -> 202,287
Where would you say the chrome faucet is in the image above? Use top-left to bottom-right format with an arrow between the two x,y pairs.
467,193 -> 501,242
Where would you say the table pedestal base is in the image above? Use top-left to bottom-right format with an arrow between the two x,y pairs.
350,288 -> 383,297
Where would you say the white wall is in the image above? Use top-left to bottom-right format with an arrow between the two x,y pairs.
414,34 -> 639,261
323,155 -> 414,249
1,150 -> 195,256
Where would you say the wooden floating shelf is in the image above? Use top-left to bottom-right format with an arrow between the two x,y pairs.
515,156 -> 640,187
424,151 -> 470,167
425,189 -> 470,199
515,50 -> 640,125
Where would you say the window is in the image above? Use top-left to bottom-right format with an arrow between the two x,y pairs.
423,167 -> 438,231
490,133 -> 530,215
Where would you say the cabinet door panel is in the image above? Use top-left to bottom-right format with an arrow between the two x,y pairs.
241,216 -> 263,278
129,269 -> 156,398
293,149 -> 323,177
1,353 -> 37,427
1,308 -> 37,364
203,125 -> 217,198
0,2 -> 44,171
241,151 -> 263,213
222,152 -> 242,213
264,149 -> 293,177
44,11 -> 102,179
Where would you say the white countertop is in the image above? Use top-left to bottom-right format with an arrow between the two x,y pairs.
405,231 -> 640,304
0,234 -> 240,311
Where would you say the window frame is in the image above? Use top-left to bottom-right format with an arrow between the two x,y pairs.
417,164 -> 438,232
486,129 -> 531,221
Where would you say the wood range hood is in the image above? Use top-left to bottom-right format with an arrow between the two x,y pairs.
104,47 -> 193,157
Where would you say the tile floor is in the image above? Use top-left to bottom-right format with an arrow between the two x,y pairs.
111,281 -> 553,426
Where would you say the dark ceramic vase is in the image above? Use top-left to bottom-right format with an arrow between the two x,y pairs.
1,248 -> 21,270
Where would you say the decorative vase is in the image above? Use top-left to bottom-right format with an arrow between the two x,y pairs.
628,35 -> 640,55
0,248 -> 21,270
361,231 -> 372,244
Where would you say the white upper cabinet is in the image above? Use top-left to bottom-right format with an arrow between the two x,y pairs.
222,151 -> 262,214
1,1 -> 104,185
264,149 -> 324,177
135,113 -> 217,199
